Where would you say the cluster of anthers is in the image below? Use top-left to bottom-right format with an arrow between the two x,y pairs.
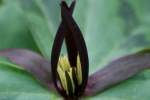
51,0 -> 89,99
57,55 -> 82,96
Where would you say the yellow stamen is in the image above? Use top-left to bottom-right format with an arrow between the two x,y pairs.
57,55 -> 82,95
76,55 -> 82,85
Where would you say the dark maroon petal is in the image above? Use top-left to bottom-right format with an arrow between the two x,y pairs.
51,1 -> 77,97
64,1 -> 78,67
0,48 -> 54,90
84,53 -> 150,96
61,2 -> 89,96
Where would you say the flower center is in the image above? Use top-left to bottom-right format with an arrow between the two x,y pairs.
57,55 -> 82,95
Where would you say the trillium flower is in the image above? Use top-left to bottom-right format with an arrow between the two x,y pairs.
0,0 -> 150,100
51,1 -> 89,99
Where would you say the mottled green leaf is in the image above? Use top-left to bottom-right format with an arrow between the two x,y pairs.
0,1 -> 39,52
17,0 -> 53,59
0,64 -> 57,100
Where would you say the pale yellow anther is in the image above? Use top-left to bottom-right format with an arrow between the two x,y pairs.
57,55 -> 82,95
76,55 -> 82,85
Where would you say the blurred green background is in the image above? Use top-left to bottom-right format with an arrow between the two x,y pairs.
0,0 -> 150,100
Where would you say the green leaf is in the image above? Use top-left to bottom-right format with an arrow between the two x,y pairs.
82,0 -> 150,73
0,64 -> 57,100
23,12 -> 53,59
18,0 -> 53,59
0,1 -> 39,52
0,57 -> 22,70
0,0 -> 2,5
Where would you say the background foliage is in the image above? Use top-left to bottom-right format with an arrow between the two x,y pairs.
0,0 -> 150,99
